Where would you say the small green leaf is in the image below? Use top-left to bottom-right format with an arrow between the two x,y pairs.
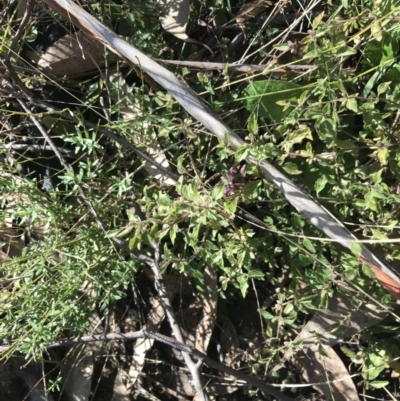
259,309 -> 275,320
25,26 -> 38,43
282,162 -> 302,175
371,22 -> 382,42
243,180 -> 261,198
315,118 -> 335,140
191,182 -> 202,203
129,235 -> 139,250
350,241 -> 362,257
364,191 -> 379,212
244,80 -> 304,121
283,316 -> 298,327
369,381 -> 389,389
181,184 -> 193,200
362,263 -> 375,278
191,223 -> 201,242
237,275 -> 249,298
158,196 -> 172,207
225,196 -> 238,213
314,175 -> 328,196
340,346 -> 358,359
377,81 -> 391,96
304,44 -> 320,59
273,43 -> 290,51
362,69 -> 384,98
336,46 -> 357,57
369,351 -> 386,367
287,125 -> 313,145
106,227 -> 129,238
115,223 -> 135,238
371,229 -> 388,241
169,224 -> 177,245
371,169 -> 383,184
248,269 -> 264,279
248,112 -> 258,135
346,98 -> 358,113
318,344 -> 329,357
303,238 -> 316,253
283,303 -> 294,315
336,139 -> 354,149
235,144 -> 250,162
212,182 -> 226,200
377,148 -> 388,165
363,365 -> 385,381
345,268 -> 358,281
312,11 -> 325,29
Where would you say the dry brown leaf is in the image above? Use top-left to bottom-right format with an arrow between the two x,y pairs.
236,0 -> 272,37
211,316 -> 241,395
60,313 -> 104,401
26,32 -> 117,77
272,293 -> 389,397
0,226 -> 25,258
158,0 -> 190,42
293,346 -> 360,401
360,257 -> 400,300
110,370 -> 131,401
219,316 -> 240,368
158,0 -> 213,53
61,346 -> 93,401
193,267 -> 218,401
272,293 -> 381,399
0,250 -> 10,261
143,267 -> 191,294
126,298 -> 165,389
194,266 -> 218,353
276,293 -> 389,369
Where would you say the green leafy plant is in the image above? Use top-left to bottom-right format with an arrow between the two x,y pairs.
2,0 -> 400,399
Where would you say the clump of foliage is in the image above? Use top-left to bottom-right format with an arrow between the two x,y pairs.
1,0 -> 400,399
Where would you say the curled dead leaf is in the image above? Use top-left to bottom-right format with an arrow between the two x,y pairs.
158,0 -> 190,41
236,0 -> 272,37
360,257 -> 400,300
294,345 -> 360,401
158,0 -> 213,53
26,32 -> 117,77
194,266 -> 218,353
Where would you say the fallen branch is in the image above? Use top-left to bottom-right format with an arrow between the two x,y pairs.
1,143 -> 74,155
156,59 -> 317,74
